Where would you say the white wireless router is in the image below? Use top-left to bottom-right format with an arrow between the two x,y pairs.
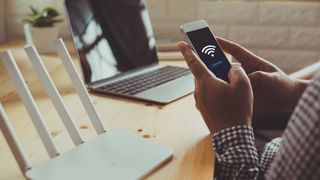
0,38 -> 173,180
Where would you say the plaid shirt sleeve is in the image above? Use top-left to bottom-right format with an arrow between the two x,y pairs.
266,73 -> 320,179
213,125 -> 280,180
212,72 -> 320,180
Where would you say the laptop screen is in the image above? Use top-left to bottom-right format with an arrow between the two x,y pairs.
65,0 -> 158,84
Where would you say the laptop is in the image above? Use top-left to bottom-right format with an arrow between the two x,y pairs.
64,0 -> 194,104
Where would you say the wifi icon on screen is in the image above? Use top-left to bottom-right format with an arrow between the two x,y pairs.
201,45 -> 216,57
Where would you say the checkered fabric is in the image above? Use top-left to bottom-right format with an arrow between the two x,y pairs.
212,73 -> 320,180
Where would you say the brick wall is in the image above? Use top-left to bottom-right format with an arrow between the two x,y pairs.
4,0 -> 320,73
147,0 -> 320,73
0,0 -> 5,43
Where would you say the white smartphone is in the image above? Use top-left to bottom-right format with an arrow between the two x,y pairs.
180,20 -> 231,82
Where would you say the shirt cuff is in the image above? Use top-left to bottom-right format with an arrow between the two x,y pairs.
212,125 -> 256,156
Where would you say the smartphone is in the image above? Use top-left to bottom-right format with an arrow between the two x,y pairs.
180,20 -> 231,82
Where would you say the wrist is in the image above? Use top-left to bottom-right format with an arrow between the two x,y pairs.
209,118 -> 252,134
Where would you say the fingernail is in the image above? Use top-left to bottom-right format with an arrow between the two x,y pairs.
231,63 -> 241,66
232,65 -> 242,70
177,42 -> 187,50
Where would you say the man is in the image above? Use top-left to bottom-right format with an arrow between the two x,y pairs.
177,38 -> 320,179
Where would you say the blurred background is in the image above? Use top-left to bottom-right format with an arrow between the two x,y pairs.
0,0 -> 319,73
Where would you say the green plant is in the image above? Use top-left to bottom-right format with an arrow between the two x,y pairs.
23,6 -> 63,27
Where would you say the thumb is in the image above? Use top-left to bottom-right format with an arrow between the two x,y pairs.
177,41 -> 211,80
228,65 -> 250,88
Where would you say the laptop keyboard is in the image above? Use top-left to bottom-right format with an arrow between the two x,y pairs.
99,66 -> 191,95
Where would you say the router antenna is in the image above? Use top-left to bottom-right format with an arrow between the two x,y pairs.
25,46 -> 84,146
54,38 -> 105,134
0,103 -> 32,174
0,50 -> 59,158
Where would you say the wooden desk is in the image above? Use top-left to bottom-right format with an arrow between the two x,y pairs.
0,40 -> 214,180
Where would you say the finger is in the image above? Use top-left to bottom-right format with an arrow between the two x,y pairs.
248,71 -> 269,89
231,62 -> 241,66
177,41 -> 211,80
228,65 -> 251,88
194,78 -> 199,87
193,78 -> 201,109
217,37 -> 267,73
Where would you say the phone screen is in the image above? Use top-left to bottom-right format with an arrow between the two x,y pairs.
186,28 -> 231,82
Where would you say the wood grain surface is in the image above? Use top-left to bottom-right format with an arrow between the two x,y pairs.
0,40 -> 214,180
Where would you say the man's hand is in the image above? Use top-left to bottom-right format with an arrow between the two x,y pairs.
177,41 -> 253,133
217,37 -> 310,116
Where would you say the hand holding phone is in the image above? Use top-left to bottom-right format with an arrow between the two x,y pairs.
180,20 -> 231,82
